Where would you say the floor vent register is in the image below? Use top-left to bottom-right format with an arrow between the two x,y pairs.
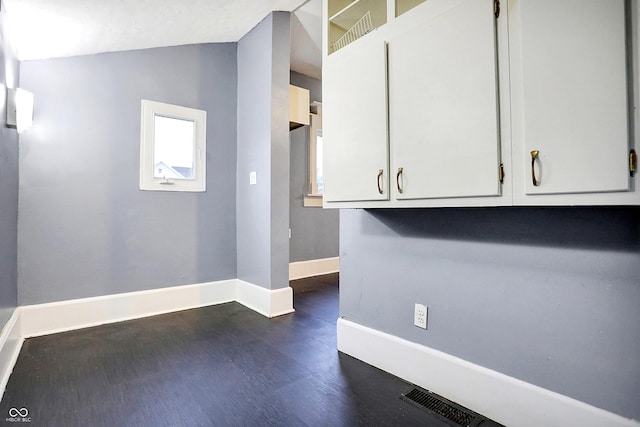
401,387 -> 504,427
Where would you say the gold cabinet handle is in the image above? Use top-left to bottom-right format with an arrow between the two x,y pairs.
377,169 -> 384,194
396,167 -> 404,194
530,150 -> 540,186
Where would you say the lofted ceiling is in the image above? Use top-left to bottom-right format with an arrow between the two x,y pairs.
290,0 -> 322,80
4,0 -> 323,79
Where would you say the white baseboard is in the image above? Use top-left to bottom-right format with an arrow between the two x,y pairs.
20,279 -> 238,338
19,279 -> 295,338
289,257 -> 339,280
236,280 -> 294,318
337,318 -> 640,427
0,309 -> 24,402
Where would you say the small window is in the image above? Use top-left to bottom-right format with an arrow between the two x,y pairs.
315,129 -> 324,195
140,100 -> 206,192
304,102 -> 324,207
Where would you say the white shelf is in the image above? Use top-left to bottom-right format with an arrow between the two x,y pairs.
330,0 -> 385,31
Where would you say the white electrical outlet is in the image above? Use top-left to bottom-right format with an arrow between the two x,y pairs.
414,303 -> 428,329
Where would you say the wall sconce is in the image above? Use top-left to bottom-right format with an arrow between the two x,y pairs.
7,88 -> 34,133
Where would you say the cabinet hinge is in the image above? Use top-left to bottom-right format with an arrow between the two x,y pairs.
499,163 -> 505,184
630,149 -> 637,177
494,0 -> 500,18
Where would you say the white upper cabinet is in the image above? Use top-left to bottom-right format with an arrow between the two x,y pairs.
322,0 -> 638,208
510,0 -> 634,203
289,84 -> 310,130
323,33 -> 389,202
388,0 -> 501,200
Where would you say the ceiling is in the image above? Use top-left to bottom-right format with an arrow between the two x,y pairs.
290,0 -> 322,80
4,0 -> 323,80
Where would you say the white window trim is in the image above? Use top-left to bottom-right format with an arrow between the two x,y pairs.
140,99 -> 207,192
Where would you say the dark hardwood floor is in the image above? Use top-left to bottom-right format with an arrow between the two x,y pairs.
1,274 -> 454,426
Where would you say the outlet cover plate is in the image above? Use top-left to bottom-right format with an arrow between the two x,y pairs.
414,303 -> 428,329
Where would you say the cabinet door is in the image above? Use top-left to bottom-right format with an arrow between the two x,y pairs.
516,0 -> 629,195
388,0 -> 501,200
323,34 -> 389,202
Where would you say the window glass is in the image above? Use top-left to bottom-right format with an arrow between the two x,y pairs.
316,131 -> 324,195
153,115 -> 195,180
140,100 -> 206,192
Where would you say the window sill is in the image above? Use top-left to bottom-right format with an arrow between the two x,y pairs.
303,195 -> 323,207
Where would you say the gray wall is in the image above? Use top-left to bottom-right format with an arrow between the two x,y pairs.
18,44 -> 238,305
0,4 -> 19,326
289,71 -> 339,263
339,207 -> 640,419
236,12 -> 291,290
